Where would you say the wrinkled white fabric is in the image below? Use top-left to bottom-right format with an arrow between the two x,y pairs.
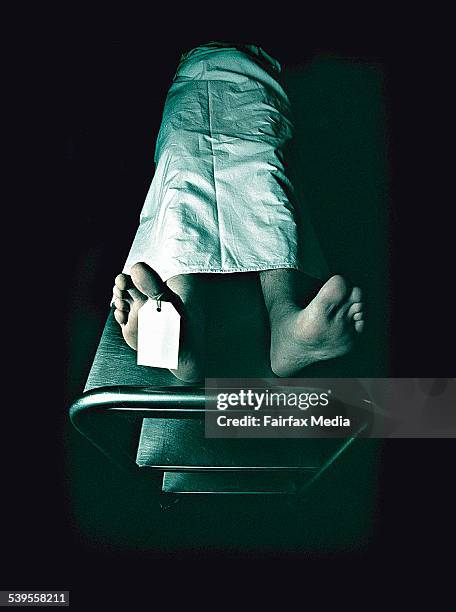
121,42 -> 328,282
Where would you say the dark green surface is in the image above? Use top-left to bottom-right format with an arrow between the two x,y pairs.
161,471 -> 312,494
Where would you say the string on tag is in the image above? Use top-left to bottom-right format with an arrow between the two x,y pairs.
151,291 -> 166,312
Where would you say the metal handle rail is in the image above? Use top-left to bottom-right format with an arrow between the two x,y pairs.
70,386 -> 210,419
70,386 -> 212,473
70,386 -> 370,485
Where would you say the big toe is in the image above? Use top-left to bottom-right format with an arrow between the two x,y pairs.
316,275 -> 351,313
130,262 -> 167,300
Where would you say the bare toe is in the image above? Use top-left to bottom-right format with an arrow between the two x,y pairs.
114,308 -> 128,326
347,302 -> 363,318
349,286 -> 362,303
113,284 -> 126,299
115,273 -> 133,291
114,298 -> 130,312
355,320 -> 365,333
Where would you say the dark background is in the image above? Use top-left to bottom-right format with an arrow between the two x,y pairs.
5,21 -> 455,604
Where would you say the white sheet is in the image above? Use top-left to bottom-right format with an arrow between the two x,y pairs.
121,43 -> 328,282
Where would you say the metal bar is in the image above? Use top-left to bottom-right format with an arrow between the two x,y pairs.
70,386 -> 208,422
290,422 -> 369,505
140,465 -> 319,472
69,385 -> 370,478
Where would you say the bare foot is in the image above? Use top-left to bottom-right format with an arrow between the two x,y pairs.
269,275 -> 365,376
113,262 -> 205,383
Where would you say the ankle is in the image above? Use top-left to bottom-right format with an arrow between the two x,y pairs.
267,299 -> 301,326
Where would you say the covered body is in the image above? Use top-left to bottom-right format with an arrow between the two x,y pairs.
122,42 -> 328,282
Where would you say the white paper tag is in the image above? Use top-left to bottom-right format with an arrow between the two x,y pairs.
137,298 -> 181,369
